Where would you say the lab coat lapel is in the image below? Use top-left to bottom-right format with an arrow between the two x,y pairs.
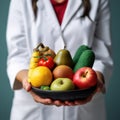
42,0 -> 61,32
35,0 -> 83,50
61,0 -> 82,30
41,0 -> 66,50
32,0 -> 61,45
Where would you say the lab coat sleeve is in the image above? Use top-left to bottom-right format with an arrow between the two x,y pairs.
92,0 -> 113,89
6,0 -> 29,90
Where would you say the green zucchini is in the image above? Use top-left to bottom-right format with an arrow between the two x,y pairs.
73,49 -> 95,72
73,45 -> 91,65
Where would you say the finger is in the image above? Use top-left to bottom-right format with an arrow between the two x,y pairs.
74,94 -> 94,105
30,91 -> 52,105
96,82 -> 106,94
97,86 -> 106,93
64,101 -> 75,106
53,100 -> 65,106
22,79 -> 31,91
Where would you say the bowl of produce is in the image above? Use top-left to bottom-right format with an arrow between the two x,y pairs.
28,43 -> 98,101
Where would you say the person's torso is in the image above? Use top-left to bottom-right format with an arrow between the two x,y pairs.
20,0 -> 99,57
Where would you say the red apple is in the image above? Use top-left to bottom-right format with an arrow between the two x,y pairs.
73,67 -> 97,89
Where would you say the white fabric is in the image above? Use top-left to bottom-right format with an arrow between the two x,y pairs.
6,0 -> 113,120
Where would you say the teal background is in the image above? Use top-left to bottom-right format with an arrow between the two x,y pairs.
0,0 -> 120,120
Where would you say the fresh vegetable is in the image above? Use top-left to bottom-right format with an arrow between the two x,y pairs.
38,56 -> 55,70
73,45 -> 91,65
28,43 -> 97,92
40,85 -> 50,90
73,50 -> 95,72
28,43 -> 55,83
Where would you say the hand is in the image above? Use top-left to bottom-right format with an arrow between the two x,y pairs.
22,78 -> 54,105
52,94 -> 94,106
16,70 -> 52,105
95,71 -> 106,93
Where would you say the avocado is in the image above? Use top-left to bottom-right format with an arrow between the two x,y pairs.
73,49 -> 95,72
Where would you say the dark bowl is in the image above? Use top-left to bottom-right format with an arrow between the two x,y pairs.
32,85 -> 97,101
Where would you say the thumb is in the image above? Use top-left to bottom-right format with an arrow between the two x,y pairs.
22,79 -> 31,92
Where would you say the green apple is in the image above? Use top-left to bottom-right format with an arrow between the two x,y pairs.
50,78 -> 75,91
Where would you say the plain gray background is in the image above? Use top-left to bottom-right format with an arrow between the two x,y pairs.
0,0 -> 120,120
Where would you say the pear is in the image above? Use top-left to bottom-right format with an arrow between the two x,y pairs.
54,49 -> 74,68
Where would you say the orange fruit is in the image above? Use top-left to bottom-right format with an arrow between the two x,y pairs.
30,66 -> 53,87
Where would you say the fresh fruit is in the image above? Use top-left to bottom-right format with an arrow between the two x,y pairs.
28,49 -> 41,82
73,45 -> 91,65
37,43 -> 56,58
54,48 -> 74,68
73,50 -> 95,72
73,67 -> 97,89
50,78 -> 75,91
53,65 -> 74,80
32,49 -> 41,57
29,62 -> 38,69
30,66 -> 53,87
29,49 -> 40,69
28,43 -> 55,84
38,56 -> 55,70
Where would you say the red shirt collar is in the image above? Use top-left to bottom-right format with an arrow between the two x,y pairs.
50,0 -> 68,6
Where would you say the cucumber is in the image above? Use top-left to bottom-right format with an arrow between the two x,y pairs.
73,45 -> 91,65
73,49 -> 95,72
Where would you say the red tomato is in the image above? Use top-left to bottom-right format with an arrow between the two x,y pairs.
38,56 -> 55,70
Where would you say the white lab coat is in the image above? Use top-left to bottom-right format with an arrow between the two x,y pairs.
6,0 -> 113,120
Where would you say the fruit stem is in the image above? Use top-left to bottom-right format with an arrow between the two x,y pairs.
82,71 -> 88,78
60,80 -> 64,85
64,45 -> 66,49
36,43 -> 45,49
